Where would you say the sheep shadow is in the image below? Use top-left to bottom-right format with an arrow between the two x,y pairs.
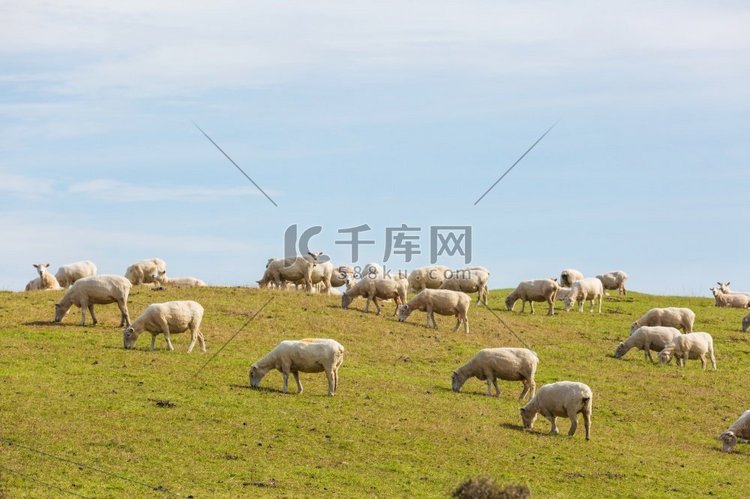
500,422 -> 527,434
24,320 -> 78,328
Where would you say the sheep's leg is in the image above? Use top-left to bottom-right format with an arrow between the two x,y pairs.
583,409 -> 592,440
88,304 -> 97,326
117,300 -> 130,327
699,354 -> 706,370
491,378 -> 500,397
546,413 -> 559,435
150,334 -> 157,351
281,370 -> 290,393
79,298 -> 88,326
325,370 -> 335,396
452,315 -> 461,333
364,296 -> 371,313
164,331 -> 174,351
187,327 -> 198,353
463,315 -> 469,334
682,353 -> 689,368
644,345 -> 654,363
292,371 -> 303,394
598,295 -> 602,314
197,330 -> 206,353
567,412 -> 578,436
430,310 -> 438,330
519,380 -> 531,400
373,297 -> 382,316
589,299 -> 594,313
710,350 -> 717,370
547,297 -> 554,316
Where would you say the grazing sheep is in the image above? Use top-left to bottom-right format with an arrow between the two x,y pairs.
440,268 -> 489,305
32,263 -> 62,290
152,271 -> 207,288
658,332 -> 716,370
720,410 -> 750,453
249,338 -> 345,396
596,270 -> 628,295
742,313 -> 750,333
257,252 -> 323,293
563,278 -> 604,313
556,287 -> 574,302
54,275 -> 132,326
125,258 -> 167,286
520,381 -> 593,440
613,326 -> 682,363
717,282 -> 750,299
341,277 -> 407,315
55,260 -> 97,287
407,265 -> 451,292
709,287 -> 750,308
451,348 -> 538,399
397,288 -> 470,333
123,300 -> 205,352
560,269 -> 584,287
630,307 -> 695,334
505,279 -> 559,316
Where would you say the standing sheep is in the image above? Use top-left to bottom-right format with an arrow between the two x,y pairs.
563,278 -> 604,314
613,326 -> 682,363
709,287 -> 750,308
249,339 -> 345,396
658,332 -> 717,370
720,410 -> 750,453
257,253 -> 322,292
55,260 -> 97,288
560,269 -> 584,287
505,279 -> 559,316
341,278 -> 407,315
123,300 -> 206,352
397,289 -> 470,333
125,258 -> 167,286
630,307 -> 695,334
596,270 -> 628,295
54,275 -> 132,326
440,268 -> 489,305
520,381 -> 593,440
451,348 -> 538,399
407,265 -> 452,292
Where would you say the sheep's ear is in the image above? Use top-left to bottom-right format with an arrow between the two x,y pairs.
727,282 -> 731,286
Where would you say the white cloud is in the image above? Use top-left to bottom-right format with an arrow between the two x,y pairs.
67,178 -> 269,202
0,172 -> 54,196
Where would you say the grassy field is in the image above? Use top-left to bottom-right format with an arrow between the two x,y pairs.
0,286 -> 749,498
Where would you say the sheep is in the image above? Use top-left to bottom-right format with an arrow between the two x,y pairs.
24,278 -> 42,291
360,262 -> 383,280
505,278 -> 559,316
123,300 -> 205,352
630,307 -> 695,334
451,348 -> 538,399
743,313 -> 750,334
613,326 -> 682,363
596,270 -> 628,295
720,410 -> 750,453
560,268 -> 584,287
440,268 -> 490,305
717,282 -> 750,299
658,332 -> 716,370
54,275 -> 132,326
563,277 -> 604,313
150,270 -> 207,289
54,260 -> 97,288
709,287 -> 750,308
397,288 -> 470,333
249,338 -> 345,396
125,258 -> 167,286
407,265 -> 451,292
257,252 -> 322,292
556,287 -> 574,302
32,263 -> 62,290
341,277 -> 407,315
330,265 -> 355,288
520,381 -> 593,440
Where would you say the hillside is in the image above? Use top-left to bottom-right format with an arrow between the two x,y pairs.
0,287 -> 748,497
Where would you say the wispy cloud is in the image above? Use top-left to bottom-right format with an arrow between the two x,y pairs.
0,173 -> 54,196
67,178 -> 268,202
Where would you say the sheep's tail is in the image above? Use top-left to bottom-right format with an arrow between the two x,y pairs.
581,396 -> 592,410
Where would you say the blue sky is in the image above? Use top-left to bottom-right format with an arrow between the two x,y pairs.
1,1 -> 749,294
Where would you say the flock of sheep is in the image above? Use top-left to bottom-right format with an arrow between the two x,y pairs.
20,255 -> 750,452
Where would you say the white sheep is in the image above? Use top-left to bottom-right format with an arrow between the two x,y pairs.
123,300 -> 206,352
505,279 -> 559,316
330,265 -> 355,288
613,326 -> 682,363
560,268 -> 584,287
630,307 -> 695,334
440,268 -> 489,305
556,287 -> 573,302
151,271 -> 207,288
341,277 -> 407,315
125,258 -> 167,286
717,281 -> 750,299
451,348 -> 538,399
257,253 -> 322,292
742,313 -> 750,333
720,410 -> 750,453
596,270 -> 628,295
249,338 -> 345,396
359,262 -> 383,280
709,287 -> 750,308
54,275 -> 132,326
55,260 -> 97,288
658,332 -> 716,370
24,277 -> 42,291
407,265 -> 451,292
31,263 -> 62,290
563,278 -> 604,313
397,288 -> 470,333
520,381 -> 593,440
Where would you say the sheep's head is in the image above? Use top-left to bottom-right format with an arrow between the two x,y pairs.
720,431 -> 737,453
397,304 -> 411,322
629,322 -> 640,335
122,326 -> 140,349
709,287 -> 720,297
249,365 -> 264,388
341,293 -> 352,310
33,263 -> 50,277
450,371 -> 464,392
613,342 -> 627,358
658,349 -> 672,365
718,281 -> 731,294
563,297 -> 574,312
53,303 -> 67,322
504,294 -> 515,311
742,315 -> 750,333
150,270 -> 167,284
520,406 -> 537,430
